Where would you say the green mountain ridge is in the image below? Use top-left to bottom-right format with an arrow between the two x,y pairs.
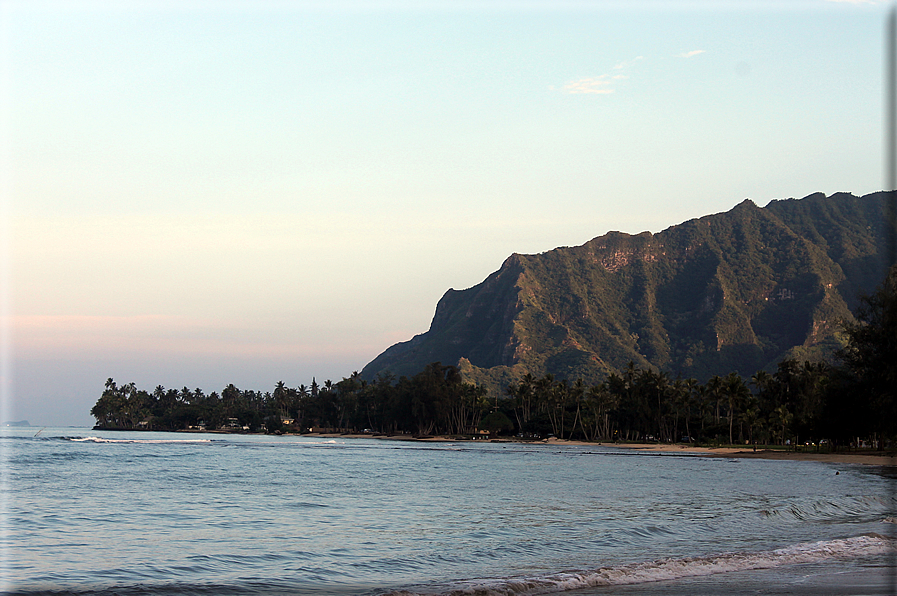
362,192 -> 887,395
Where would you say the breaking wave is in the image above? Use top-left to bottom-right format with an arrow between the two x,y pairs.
388,534 -> 894,596
65,436 -> 212,444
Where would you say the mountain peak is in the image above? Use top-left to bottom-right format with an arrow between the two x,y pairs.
362,192 -> 888,393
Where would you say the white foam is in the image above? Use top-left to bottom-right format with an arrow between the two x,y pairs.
390,535 -> 894,596
69,436 -> 211,444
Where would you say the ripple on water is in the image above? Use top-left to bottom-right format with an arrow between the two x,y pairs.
5,430 -> 895,595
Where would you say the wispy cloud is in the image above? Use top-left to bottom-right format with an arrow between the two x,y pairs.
613,56 -> 644,70
560,56 -> 642,95
675,50 -> 705,58
562,76 -> 615,94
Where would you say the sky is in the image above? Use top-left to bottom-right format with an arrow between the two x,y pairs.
1,0 -> 890,427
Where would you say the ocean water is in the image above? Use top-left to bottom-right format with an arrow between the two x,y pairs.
2,428 -> 895,595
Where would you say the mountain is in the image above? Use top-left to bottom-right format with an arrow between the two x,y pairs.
362,192 -> 888,393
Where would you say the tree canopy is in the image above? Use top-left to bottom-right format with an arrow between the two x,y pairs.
828,265 -> 897,440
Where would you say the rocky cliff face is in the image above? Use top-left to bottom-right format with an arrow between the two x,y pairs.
362,192 -> 888,392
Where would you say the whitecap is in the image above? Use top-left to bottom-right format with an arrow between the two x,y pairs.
68,436 -> 212,444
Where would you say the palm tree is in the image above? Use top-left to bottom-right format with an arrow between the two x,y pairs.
772,404 -> 793,445
695,382 -> 713,435
585,382 -> 618,441
682,378 -> 699,440
750,370 -> 773,397
739,403 -> 761,448
568,378 -> 586,440
706,375 -> 724,426
534,373 -> 555,430
670,377 -> 691,442
723,372 -> 750,444
273,381 -> 288,419
548,379 -> 568,437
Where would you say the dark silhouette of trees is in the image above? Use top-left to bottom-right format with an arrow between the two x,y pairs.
824,266 -> 897,448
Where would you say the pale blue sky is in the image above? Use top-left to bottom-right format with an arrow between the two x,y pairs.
2,0 -> 889,426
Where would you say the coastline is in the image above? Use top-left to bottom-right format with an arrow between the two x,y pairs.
97,425 -> 895,466
289,431 -> 897,466
591,440 -> 897,466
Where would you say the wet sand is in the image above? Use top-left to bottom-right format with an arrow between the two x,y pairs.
585,441 -> 897,466
576,561 -> 896,596
299,432 -> 897,466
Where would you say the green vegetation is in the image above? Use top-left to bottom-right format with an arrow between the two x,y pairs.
91,364 -> 491,437
361,192 -> 887,393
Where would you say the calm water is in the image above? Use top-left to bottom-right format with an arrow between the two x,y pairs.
2,428 -> 895,595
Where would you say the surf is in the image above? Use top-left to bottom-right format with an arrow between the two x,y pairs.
388,535 -> 894,596
65,436 -> 212,444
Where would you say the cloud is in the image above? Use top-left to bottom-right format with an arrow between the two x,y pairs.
562,76 -> 615,94
676,50 -> 705,58
561,55 -> 646,95
613,56 -> 644,70
823,0 -> 878,4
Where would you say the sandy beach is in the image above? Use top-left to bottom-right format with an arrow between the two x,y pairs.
576,562 -> 897,596
294,432 -> 897,466
585,440 -> 897,466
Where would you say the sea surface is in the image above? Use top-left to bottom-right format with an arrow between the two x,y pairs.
2,428 -> 896,595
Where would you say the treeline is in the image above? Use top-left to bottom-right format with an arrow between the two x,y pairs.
91,267 -> 896,448
505,357 -> 895,448
91,363 -> 492,437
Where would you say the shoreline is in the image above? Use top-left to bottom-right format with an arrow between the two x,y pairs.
294,432 -> 897,466
94,425 -> 897,466
590,440 -> 897,466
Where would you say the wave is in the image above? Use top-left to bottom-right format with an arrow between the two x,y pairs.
387,534 -> 894,596
65,436 -> 212,444
759,495 -> 895,523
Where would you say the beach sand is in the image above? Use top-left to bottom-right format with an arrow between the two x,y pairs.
575,561 -> 896,596
576,440 -> 897,466
299,432 -> 897,466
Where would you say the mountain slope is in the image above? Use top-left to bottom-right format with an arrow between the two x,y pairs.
362,192 -> 888,391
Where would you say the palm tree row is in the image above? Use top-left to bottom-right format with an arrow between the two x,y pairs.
89,357 -> 831,446
92,363 -> 490,436
503,359 -> 830,446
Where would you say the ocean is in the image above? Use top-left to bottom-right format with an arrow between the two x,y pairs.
2,427 -> 895,595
